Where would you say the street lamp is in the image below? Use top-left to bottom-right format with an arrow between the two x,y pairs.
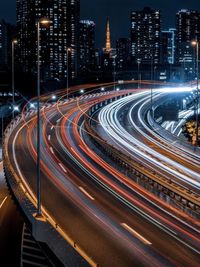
13,105 -> 19,112
12,39 -> 18,119
137,59 -> 141,89
191,40 -> 199,147
36,17 -> 51,217
113,55 -> 117,91
150,59 -> 153,115
0,105 -> 3,147
66,48 -> 72,99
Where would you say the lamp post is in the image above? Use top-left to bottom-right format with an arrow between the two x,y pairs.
1,105 -> 3,148
150,59 -> 153,115
137,59 -> 141,89
36,18 -> 51,217
152,65 -> 157,120
113,55 -> 117,91
12,39 -> 17,119
192,40 -> 199,147
66,48 -> 72,99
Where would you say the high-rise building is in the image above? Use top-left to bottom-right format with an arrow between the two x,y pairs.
16,0 -> 80,82
176,9 -> 200,67
131,7 -> 161,65
0,20 -> 8,68
79,20 -> 95,72
176,9 -> 200,79
116,38 -> 131,69
94,48 -> 101,69
161,28 -> 176,65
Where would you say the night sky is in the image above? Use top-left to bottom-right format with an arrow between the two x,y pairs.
1,0 -> 200,48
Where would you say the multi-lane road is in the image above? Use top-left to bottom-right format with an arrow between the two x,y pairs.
4,84 -> 200,266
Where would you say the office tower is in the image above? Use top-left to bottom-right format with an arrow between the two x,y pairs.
116,38 -> 131,69
131,7 -> 161,65
161,28 -> 176,65
79,20 -> 95,72
16,0 -> 80,82
94,48 -> 101,69
176,9 -> 200,73
0,20 -> 8,68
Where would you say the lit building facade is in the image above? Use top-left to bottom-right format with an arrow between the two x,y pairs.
0,20 -> 8,68
79,20 -> 95,72
176,9 -> 200,78
16,0 -> 80,81
161,28 -> 176,65
116,38 -> 131,69
131,7 -> 161,65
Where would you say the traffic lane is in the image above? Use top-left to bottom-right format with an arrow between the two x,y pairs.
96,98 -> 200,194
128,98 -> 200,177
79,128 -> 200,240
125,96 -> 200,183
48,100 -> 200,243
46,137 -> 200,267
7,102 -> 200,266
8,111 -> 180,267
46,108 -> 200,266
93,115 -> 199,195
8,122 -> 164,267
69,106 -> 200,236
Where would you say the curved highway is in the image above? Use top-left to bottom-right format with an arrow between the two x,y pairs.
4,84 -> 200,267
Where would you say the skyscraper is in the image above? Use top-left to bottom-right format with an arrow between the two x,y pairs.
161,29 -> 176,65
79,20 -> 95,72
16,0 -> 80,82
116,38 -> 131,69
131,7 -> 161,65
176,9 -> 200,75
0,20 -> 8,68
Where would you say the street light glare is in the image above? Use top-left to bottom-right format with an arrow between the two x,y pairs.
12,39 -> 18,44
13,106 -> 19,112
191,41 -> 197,46
39,18 -> 51,25
30,103 -> 35,109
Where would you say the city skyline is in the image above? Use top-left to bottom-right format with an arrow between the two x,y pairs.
1,1 -> 200,266
1,0 -> 200,48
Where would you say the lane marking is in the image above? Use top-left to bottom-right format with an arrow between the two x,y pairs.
48,135 -> 51,141
50,126 -> 54,130
0,196 -> 8,209
79,187 -> 95,201
121,223 -> 152,245
50,147 -> 54,154
58,163 -> 67,173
